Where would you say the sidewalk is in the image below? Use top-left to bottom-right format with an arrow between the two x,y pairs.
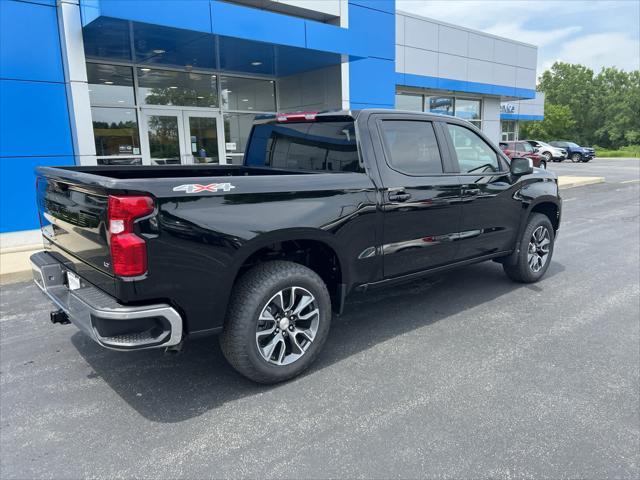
557,175 -> 605,189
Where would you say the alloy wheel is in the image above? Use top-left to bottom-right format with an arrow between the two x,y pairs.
527,225 -> 551,273
255,286 -> 320,366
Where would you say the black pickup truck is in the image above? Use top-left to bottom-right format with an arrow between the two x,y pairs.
31,109 -> 561,383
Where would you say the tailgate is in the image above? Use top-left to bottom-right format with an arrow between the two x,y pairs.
36,175 -> 112,276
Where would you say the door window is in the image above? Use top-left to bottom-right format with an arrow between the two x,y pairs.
380,120 -> 443,175
187,116 -> 219,164
146,115 -> 181,165
447,124 -> 500,174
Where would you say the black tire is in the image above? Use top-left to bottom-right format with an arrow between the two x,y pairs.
571,152 -> 582,163
503,213 -> 555,283
220,260 -> 332,384
540,160 -> 547,169
543,151 -> 552,162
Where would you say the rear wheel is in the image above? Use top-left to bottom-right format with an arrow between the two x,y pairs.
503,213 -> 555,283
571,152 -> 582,162
543,151 -> 552,162
220,261 -> 332,384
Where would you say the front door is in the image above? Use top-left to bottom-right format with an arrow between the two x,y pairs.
444,122 -> 522,260
370,114 -> 464,278
140,109 -> 225,165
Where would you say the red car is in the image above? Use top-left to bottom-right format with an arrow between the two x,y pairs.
499,141 -> 547,169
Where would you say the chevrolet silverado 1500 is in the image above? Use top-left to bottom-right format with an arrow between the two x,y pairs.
31,109 -> 561,383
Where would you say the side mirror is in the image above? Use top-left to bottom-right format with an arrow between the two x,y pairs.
510,157 -> 534,176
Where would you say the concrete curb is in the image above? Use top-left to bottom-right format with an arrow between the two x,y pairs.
557,176 -> 605,189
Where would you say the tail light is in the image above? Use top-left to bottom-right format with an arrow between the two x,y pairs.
107,195 -> 154,277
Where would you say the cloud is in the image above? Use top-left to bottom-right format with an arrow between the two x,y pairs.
542,32 -> 640,72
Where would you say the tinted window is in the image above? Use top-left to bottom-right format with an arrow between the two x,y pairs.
245,121 -> 361,172
395,93 -> 423,111
447,124 -> 500,174
380,120 -> 443,175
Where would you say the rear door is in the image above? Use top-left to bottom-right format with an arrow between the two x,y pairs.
443,122 -> 521,260
369,113 -> 463,278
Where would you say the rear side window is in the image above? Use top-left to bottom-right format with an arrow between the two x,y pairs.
245,121 -> 362,172
447,124 -> 501,174
379,120 -> 443,175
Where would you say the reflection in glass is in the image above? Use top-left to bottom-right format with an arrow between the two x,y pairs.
147,115 -> 180,165
188,117 -> 219,164
395,93 -> 423,111
86,63 -> 135,106
223,113 -> 256,164
138,69 -> 218,107
97,157 -> 142,166
426,96 -> 454,116
221,76 -> 276,111
92,107 -> 140,156
455,98 -> 482,121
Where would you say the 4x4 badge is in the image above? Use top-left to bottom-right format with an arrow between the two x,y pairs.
173,183 -> 236,193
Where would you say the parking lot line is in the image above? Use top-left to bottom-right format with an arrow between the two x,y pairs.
620,179 -> 640,184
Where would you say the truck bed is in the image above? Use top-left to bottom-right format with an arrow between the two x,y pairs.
53,164 -> 313,179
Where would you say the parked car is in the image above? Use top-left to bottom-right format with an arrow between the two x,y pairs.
524,140 -> 567,162
31,110 -> 562,384
499,141 -> 548,169
549,141 -> 595,162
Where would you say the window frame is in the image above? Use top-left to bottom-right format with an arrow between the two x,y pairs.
373,113 -> 457,177
443,120 -> 510,175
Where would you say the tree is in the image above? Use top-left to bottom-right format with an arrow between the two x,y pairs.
520,104 -> 577,141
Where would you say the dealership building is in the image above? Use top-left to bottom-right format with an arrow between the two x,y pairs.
0,0 -> 543,241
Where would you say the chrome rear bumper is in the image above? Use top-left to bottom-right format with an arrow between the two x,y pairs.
30,251 -> 182,350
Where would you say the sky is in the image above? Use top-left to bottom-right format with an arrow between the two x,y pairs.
395,0 -> 640,74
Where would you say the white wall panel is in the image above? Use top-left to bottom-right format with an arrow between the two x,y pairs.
516,44 -> 537,69
516,67 -> 536,90
468,32 -> 494,61
438,53 -> 467,81
405,47 -> 438,77
492,63 -> 516,87
438,24 -> 468,57
396,45 -> 405,72
468,58 -> 493,84
493,39 -> 518,65
404,16 -> 438,51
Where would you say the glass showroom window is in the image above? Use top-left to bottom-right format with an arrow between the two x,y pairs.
395,93 -> 423,111
501,120 -> 517,141
223,113 -> 257,164
87,63 -> 141,165
425,96 -> 454,116
91,107 -> 141,161
455,98 -> 482,128
137,68 -> 219,108
221,76 -> 276,112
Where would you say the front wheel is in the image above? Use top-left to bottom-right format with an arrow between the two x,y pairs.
503,213 -> 555,283
571,153 -> 582,162
220,261 -> 332,383
543,152 -> 552,162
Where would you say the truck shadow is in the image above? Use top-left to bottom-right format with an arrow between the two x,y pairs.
72,261 -> 565,423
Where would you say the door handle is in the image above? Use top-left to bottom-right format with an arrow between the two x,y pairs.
388,190 -> 412,202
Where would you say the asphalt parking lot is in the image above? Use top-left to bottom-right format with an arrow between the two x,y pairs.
1,158 -> 639,479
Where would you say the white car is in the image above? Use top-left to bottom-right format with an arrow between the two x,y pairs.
525,140 -> 567,162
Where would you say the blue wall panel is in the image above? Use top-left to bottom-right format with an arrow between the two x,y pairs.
400,73 -> 536,100
0,80 -> 73,158
349,0 -> 395,14
0,0 -> 64,82
350,57 -> 395,107
211,1 -> 306,49
97,0 -> 211,33
0,156 -> 74,233
347,4 -> 394,60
